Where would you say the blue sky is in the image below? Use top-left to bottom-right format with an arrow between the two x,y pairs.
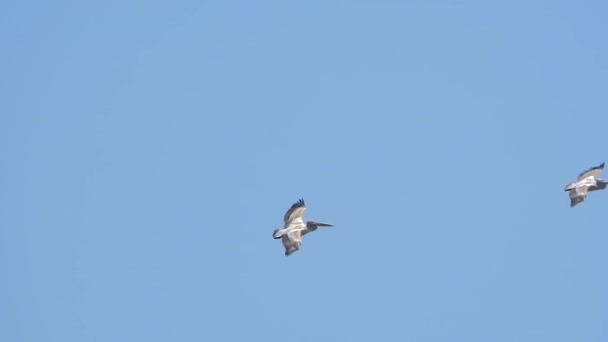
2,1 -> 608,341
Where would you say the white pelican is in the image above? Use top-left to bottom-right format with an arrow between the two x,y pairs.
564,162 -> 607,207
272,199 -> 333,256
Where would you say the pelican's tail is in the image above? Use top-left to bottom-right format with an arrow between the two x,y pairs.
272,228 -> 286,239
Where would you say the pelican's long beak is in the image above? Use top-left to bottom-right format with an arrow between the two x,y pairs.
314,222 -> 333,227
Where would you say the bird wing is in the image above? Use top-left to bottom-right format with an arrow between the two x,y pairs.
283,198 -> 307,225
578,162 -> 605,180
569,186 -> 588,207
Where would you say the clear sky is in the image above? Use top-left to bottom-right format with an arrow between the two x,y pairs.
2,1 -> 608,341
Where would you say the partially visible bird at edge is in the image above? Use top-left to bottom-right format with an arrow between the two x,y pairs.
564,162 -> 607,207
272,198 -> 334,256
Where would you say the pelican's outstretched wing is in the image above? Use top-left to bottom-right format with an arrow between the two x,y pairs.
569,186 -> 588,207
283,198 -> 307,225
578,162 -> 605,180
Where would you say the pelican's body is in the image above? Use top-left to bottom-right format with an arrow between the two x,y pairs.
564,162 -> 607,207
272,199 -> 333,256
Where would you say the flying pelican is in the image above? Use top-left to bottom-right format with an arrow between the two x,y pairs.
272,198 -> 333,256
564,162 -> 607,207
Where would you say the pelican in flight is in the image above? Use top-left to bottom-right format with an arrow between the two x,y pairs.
564,162 -> 607,207
272,198 -> 333,256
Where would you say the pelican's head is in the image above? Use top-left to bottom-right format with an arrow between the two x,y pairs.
310,221 -> 334,227
564,182 -> 576,191
307,221 -> 334,228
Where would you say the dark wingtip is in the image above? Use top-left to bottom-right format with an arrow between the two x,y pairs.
291,198 -> 305,208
